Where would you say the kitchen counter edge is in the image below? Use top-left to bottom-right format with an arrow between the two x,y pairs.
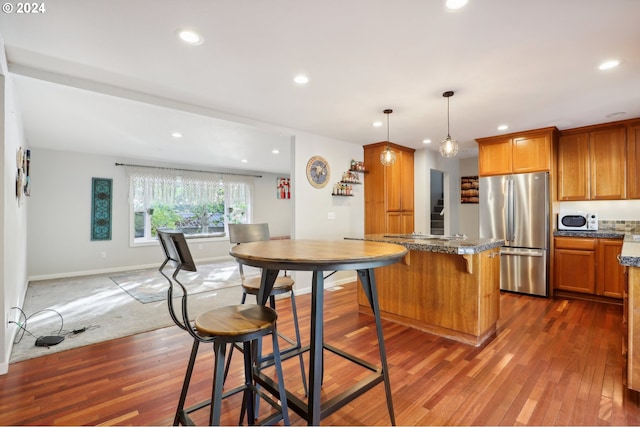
620,234 -> 640,267
553,230 -> 626,239
344,234 -> 504,255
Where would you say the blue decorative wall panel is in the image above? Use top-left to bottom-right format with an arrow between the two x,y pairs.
91,177 -> 112,241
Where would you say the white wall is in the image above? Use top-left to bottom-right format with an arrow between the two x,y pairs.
414,148 -> 462,235
26,149 -> 293,279
458,156 -> 479,238
291,131 -> 365,289
1,39 -> 29,374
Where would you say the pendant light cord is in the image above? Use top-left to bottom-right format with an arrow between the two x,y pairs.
384,108 -> 393,147
387,113 -> 390,142
446,96 -> 451,139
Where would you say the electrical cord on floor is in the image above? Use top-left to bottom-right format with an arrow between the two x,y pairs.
9,306 -> 64,344
9,306 -> 100,349
60,325 -> 101,337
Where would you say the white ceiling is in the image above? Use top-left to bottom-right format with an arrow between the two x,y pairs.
1,0 -> 639,175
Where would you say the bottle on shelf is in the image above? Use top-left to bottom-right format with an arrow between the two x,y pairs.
332,182 -> 353,196
342,171 -> 360,183
350,159 -> 365,172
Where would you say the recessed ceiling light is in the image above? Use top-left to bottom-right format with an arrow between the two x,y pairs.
177,30 -> 204,45
272,149 -> 280,154
294,74 -> 309,84
241,159 -> 248,163
171,132 -> 183,138
598,59 -> 620,70
606,111 -> 626,118
445,0 -> 468,10
423,139 -> 432,144
497,124 -> 509,131
372,121 -> 383,127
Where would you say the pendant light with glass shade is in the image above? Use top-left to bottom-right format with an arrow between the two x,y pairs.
439,91 -> 459,157
380,109 -> 397,166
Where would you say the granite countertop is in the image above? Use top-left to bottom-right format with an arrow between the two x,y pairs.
553,230 -> 626,239
620,234 -> 640,267
345,233 -> 504,255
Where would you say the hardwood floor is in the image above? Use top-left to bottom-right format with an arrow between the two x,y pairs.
1,282 -> 640,426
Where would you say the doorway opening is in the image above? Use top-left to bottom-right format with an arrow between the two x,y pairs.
430,169 -> 444,235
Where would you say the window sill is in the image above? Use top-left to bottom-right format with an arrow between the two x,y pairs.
131,234 -> 230,248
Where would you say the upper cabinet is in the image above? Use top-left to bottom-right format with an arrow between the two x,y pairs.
363,142 -> 415,235
628,119 -> 640,199
557,132 -> 590,200
476,127 -> 556,176
557,124 -> 627,200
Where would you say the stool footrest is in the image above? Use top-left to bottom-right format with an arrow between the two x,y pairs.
177,383 -> 287,426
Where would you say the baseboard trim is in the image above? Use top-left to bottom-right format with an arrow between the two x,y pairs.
27,256 -> 233,282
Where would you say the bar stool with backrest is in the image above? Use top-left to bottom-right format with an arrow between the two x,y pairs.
225,223 -> 307,396
157,229 -> 290,426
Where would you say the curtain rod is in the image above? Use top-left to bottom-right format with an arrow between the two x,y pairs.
114,163 -> 262,178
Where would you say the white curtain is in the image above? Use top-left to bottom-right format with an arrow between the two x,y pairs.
126,166 -> 254,221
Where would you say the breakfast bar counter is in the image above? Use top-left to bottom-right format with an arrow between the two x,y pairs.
346,234 -> 504,346
619,234 -> 640,393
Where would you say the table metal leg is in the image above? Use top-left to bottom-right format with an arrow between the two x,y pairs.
257,269 -> 279,305
251,266 -> 395,426
308,270 -> 324,425
357,268 -> 396,426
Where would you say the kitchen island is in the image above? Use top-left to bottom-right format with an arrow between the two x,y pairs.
619,234 -> 640,393
347,234 -> 504,346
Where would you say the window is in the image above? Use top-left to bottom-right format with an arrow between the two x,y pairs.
128,166 -> 253,243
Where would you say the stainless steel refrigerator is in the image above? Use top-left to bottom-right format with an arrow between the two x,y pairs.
479,171 -> 549,296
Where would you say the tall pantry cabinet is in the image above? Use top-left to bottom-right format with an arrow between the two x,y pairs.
364,142 -> 415,234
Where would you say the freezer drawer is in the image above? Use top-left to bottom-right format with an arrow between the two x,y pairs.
500,248 -> 548,296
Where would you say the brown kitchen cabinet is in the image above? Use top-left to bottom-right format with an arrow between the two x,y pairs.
554,236 -> 596,294
476,127 -> 556,176
628,120 -> 640,199
557,124 -> 627,200
627,266 -> 640,392
386,212 -> 414,234
554,236 -> 625,299
364,142 -> 415,234
556,132 -> 590,200
597,238 -> 625,298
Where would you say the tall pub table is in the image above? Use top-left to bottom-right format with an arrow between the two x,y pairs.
230,239 -> 408,425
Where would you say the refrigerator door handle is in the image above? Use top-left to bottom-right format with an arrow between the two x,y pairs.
501,248 -> 546,257
506,178 -> 515,242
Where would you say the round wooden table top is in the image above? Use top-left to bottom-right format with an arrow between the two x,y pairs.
229,239 -> 407,271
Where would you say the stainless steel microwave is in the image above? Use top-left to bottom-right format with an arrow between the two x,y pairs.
558,212 -> 598,231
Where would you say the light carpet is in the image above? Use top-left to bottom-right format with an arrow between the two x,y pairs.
110,261 -> 260,303
10,261 -> 253,364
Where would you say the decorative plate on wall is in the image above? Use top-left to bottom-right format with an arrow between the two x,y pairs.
306,156 -> 330,188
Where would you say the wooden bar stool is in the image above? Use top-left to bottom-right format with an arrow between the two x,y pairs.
157,229 -> 290,426
225,223 -> 307,396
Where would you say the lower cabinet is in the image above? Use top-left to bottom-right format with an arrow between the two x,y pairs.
554,236 -> 624,298
386,212 -> 414,234
597,239 -> 626,298
627,267 -> 640,392
554,237 -> 596,294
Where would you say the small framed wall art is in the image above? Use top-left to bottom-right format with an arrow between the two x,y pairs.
306,155 -> 330,188
277,177 -> 291,199
461,176 -> 479,203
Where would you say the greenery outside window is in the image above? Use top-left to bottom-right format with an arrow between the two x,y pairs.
128,167 -> 253,243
